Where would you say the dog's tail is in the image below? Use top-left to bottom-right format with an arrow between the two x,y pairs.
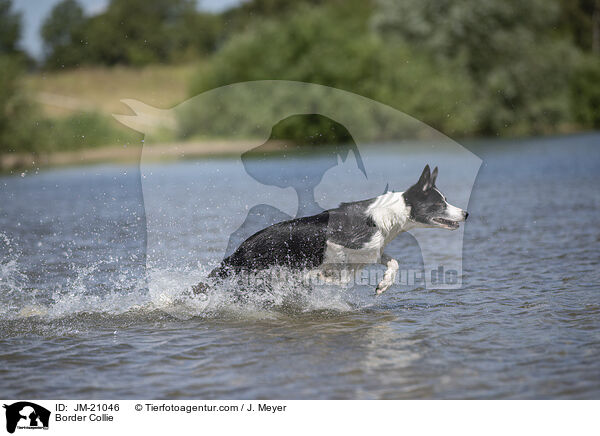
191,261 -> 234,295
208,262 -> 233,280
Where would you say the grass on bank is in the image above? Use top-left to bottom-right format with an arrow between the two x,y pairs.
0,64 -> 198,169
25,63 -> 197,117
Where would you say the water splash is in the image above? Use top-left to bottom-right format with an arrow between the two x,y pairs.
1,254 -> 371,329
0,233 -> 29,318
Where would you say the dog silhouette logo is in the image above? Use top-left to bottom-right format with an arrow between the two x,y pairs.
115,80 -> 481,290
225,113 -> 367,257
3,402 -> 50,434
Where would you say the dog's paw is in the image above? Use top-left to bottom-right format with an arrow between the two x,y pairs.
375,274 -> 394,294
375,280 -> 392,294
375,259 -> 398,294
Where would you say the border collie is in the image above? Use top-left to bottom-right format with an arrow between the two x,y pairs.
204,165 -> 468,294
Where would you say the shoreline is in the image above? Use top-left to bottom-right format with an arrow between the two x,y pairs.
1,130 -> 597,173
0,139 -> 281,172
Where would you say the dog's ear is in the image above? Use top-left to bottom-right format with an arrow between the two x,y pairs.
417,165 -> 431,191
431,166 -> 438,187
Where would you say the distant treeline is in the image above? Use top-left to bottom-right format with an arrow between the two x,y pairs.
1,0 -> 600,158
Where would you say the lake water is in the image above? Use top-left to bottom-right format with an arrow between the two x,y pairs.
1,133 -> 599,399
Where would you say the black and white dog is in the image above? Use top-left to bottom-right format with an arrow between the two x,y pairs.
207,165 -> 468,294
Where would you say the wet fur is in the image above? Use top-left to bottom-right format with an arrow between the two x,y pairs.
204,165 -> 468,294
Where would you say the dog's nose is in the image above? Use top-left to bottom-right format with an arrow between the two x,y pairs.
464,211 -> 469,220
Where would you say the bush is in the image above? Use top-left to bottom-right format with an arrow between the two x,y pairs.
41,112 -> 139,151
570,56 -> 600,129
42,0 -> 223,68
475,40 -> 575,136
0,55 -> 41,154
0,53 -> 137,157
185,1 -> 479,141
372,0 -> 580,136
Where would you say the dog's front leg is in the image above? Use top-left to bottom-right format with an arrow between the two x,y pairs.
376,253 -> 398,294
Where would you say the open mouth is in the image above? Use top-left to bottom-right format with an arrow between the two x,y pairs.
432,218 -> 460,230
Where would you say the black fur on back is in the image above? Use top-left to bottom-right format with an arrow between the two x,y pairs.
210,198 -> 378,278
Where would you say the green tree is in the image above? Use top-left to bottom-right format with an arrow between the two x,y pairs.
372,0 -> 576,135
172,11 -> 223,58
557,0 -> 600,54
0,0 -> 19,54
571,57 -> 600,127
187,0 -> 478,139
41,0 -> 224,68
0,1 -> 41,156
83,0 -> 216,66
190,1 -> 375,94
220,0 -> 329,37
0,56 -> 38,155
41,0 -> 86,68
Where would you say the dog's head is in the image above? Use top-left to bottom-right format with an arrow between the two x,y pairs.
403,165 -> 468,230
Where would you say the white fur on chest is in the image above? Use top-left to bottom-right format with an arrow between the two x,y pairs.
366,191 -> 411,242
318,192 -> 411,279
